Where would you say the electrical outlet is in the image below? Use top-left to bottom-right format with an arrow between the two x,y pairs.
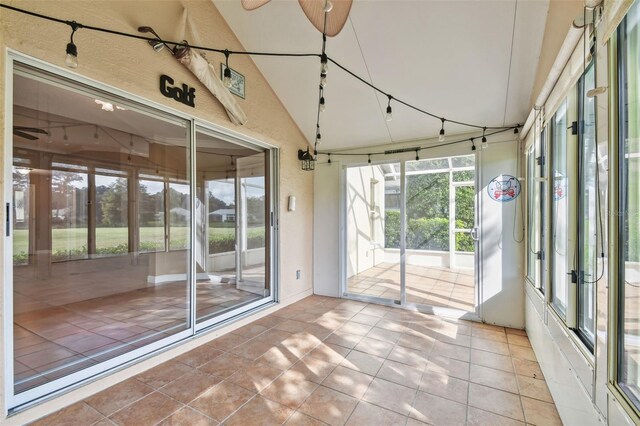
296,270 -> 301,280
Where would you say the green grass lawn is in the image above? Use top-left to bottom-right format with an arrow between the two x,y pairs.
13,226 -> 264,256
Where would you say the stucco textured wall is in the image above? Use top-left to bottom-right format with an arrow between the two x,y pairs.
0,0 -> 313,421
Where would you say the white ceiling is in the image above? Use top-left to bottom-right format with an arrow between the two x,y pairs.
214,0 -> 549,150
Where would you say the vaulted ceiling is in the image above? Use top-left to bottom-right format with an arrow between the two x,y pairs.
214,0 -> 550,150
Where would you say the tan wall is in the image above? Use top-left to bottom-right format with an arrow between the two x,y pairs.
0,0 -> 313,421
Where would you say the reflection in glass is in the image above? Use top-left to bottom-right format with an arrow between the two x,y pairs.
12,71 -> 190,394
578,63 -> 597,348
195,131 -> 270,323
619,2 -> 640,404
551,101 -> 568,316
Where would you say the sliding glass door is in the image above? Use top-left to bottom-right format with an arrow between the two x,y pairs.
6,60 -> 277,408
345,162 -> 402,304
343,154 -> 478,314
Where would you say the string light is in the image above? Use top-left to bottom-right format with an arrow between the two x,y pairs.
64,21 -> 80,68
514,124 -> 520,134
63,127 -> 69,146
439,118 -> 446,142
223,49 -> 232,88
0,4 -> 525,148
368,154 -> 371,164
320,53 -> 328,74
319,95 -> 326,113
320,72 -> 327,88
328,153 -> 331,164
481,127 -> 488,149
415,149 -> 419,161
93,125 -> 99,144
385,95 -> 393,122
470,138 -> 476,151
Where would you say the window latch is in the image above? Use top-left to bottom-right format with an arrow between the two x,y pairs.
568,270 -> 578,283
536,250 -> 545,261
5,203 -> 10,237
569,121 -> 578,135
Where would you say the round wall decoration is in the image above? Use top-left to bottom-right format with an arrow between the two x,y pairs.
487,174 -> 520,202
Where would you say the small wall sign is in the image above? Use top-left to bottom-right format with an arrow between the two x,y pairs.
160,74 -> 195,107
553,174 -> 567,200
487,174 -> 520,202
221,64 -> 245,99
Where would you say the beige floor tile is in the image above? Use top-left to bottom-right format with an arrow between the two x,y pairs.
135,361 -> 195,389
198,353 -> 253,378
173,345 -> 224,368
517,375 -> 553,403
472,328 -> 508,343
298,386 -> 358,426
189,381 -> 256,422
228,363 -> 282,392
468,383 -> 524,422
345,401 -> 407,426
339,322 -> 374,336
470,349 -> 514,373
362,377 -> 416,415
160,370 -> 223,404
432,341 -> 471,362
509,345 -> 537,361
157,407 -> 218,426
387,345 -> 429,368
410,391 -> 467,426
350,313 -> 381,327
207,333 -> 250,352
225,396 -> 294,426
109,392 -> 182,426
376,359 -> 423,389
285,411 -> 327,426
470,337 -> 510,356
426,355 -> 470,381
84,378 -> 154,416
261,370 -> 318,409
30,402 -> 104,426
512,358 -> 544,380
290,355 -> 338,384
469,364 -> 519,394
366,327 -> 403,344
467,406 -> 525,426
340,350 -> 385,376
321,365 -> 373,399
521,396 -> 563,425
308,343 -> 352,364
507,334 -> 532,348
419,370 -> 469,404
256,344 -> 301,371
325,331 -> 363,349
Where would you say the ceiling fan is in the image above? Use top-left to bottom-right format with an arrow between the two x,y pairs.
13,126 -> 48,141
241,0 -> 353,37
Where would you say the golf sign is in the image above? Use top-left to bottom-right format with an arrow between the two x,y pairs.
488,174 -> 520,202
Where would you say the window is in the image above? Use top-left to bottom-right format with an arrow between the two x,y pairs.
527,128 -> 547,293
617,1 -> 640,408
551,100 -> 569,316
577,62 -> 597,350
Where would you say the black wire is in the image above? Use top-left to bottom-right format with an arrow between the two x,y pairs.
317,126 -> 516,158
2,3 -> 522,135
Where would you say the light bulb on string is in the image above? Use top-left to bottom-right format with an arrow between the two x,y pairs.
64,22 -> 80,68
63,127 -> 69,146
514,125 -> 520,134
320,73 -> 327,88
323,0 -> 334,13
368,154 -> 371,164
470,138 -> 476,151
320,96 -> 326,113
439,118 -> 446,142
93,125 -> 99,144
328,153 -> 331,164
320,53 -> 328,74
223,50 -> 233,88
385,95 -> 393,122
415,150 -> 420,161
481,127 -> 488,150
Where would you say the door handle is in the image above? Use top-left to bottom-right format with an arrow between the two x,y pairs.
470,227 -> 479,241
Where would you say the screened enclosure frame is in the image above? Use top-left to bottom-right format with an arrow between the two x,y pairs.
339,152 -> 482,321
2,50 -> 279,412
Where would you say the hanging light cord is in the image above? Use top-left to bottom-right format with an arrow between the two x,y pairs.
1,2 -> 522,138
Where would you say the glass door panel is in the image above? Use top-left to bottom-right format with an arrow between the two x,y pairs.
194,130 -> 270,324
11,71 -> 191,395
345,163 -> 401,303
404,155 -> 476,312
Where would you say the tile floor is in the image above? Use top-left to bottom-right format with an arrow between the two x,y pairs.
31,295 -> 561,426
14,279 -> 263,393
347,263 -> 475,312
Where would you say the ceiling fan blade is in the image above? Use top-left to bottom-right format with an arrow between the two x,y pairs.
14,130 -> 39,141
241,0 -> 272,11
14,126 -> 48,135
298,0 -> 352,37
